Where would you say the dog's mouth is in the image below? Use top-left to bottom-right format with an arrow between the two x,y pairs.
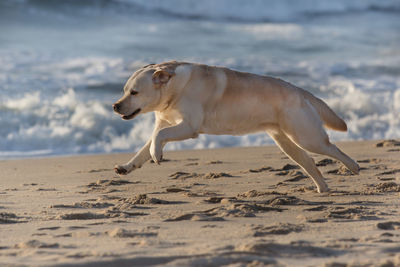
122,108 -> 141,120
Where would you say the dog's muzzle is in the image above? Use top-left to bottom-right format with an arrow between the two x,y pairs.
121,108 -> 141,120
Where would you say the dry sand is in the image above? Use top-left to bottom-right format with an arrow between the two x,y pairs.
1,140 -> 400,266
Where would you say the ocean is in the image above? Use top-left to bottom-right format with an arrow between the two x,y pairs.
0,0 -> 399,159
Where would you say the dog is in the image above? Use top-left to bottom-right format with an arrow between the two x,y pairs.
113,61 -> 359,193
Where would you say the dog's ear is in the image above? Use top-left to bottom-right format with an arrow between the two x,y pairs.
152,69 -> 174,85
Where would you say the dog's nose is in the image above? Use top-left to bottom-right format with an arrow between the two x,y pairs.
113,103 -> 121,112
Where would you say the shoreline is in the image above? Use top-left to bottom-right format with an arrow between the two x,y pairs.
1,139 -> 400,266
0,139 -> 380,161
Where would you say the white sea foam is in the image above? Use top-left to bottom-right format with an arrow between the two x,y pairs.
326,79 -> 400,141
233,23 -> 303,40
5,92 -> 41,110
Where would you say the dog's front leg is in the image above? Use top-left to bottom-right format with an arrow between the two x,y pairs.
115,118 -> 171,175
114,140 -> 152,175
150,121 -> 199,164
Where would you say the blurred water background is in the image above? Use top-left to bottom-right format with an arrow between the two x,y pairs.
0,0 -> 399,159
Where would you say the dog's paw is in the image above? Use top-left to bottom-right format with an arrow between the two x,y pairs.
150,143 -> 162,165
114,165 -> 128,175
317,184 -> 329,193
351,162 -> 360,175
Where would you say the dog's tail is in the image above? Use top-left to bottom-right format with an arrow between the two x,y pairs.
303,90 -> 347,132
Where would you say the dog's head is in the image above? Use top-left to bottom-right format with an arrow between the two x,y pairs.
113,63 -> 175,120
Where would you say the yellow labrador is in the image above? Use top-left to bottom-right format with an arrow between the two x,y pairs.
113,61 -> 359,193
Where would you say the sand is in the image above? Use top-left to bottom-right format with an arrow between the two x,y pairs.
1,140 -> 400,266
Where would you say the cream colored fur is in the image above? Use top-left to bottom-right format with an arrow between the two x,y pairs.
113,61 -> 359,193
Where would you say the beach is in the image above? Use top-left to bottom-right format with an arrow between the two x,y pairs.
1,1 -> 399,266
1,139 -> 400,266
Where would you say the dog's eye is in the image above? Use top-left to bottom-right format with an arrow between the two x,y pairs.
130,90 -> 138,96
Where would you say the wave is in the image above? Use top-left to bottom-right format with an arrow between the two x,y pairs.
130,0 -> 400,22
3,0 -> 400,23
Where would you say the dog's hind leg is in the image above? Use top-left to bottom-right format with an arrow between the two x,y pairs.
304,141 -> 360,175
267,129 -> 329,193
280,104 -> 360,175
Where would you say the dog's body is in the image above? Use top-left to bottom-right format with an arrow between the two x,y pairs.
113,61 -> 359,193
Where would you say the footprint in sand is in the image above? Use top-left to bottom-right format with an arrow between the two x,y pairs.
375,139 -> 400,147
56,212 -> 108,220
237,190 -> 334,207
207,160 -> 224,164
23,183 -> 38,186
246,166 -> 273,173
280,171 -> 308,182
204,203 -> 282,218
51,202 -> 114,209
37,226 -> 61,231
68,226 -> 88,230
363,182 -> 400,194
0,212 -> 25,224
169,171 -> 234,180
306,217 -> 328,223
14,240 -> 60,249
36,188 -> 57,191
376,169 -> 400,176
107,227 -> 157,238
165,187 -> 187,193
184,191 -> 221,197
237,190 -> 285,198
275,164 -> 299,171
382,141 -> 400,151
87,179 -> 135,187
164,213 -> 225,222
358,158 -> 382,164
88,168 -> 113,173
377,177 -> 395,181
203,172 -> 233,179
252,223 -> 304,236
326,206 -> 379,220
117,194 -> 171,206
268,195 -> 333,206
327,165 -> 355,176
84,179 -> 137,194
57,209 -> 148,220
369,234 -> 395,244
246,164 -> 299,174
184,162 -> 199,166
238,242 -> 343,258
303,205 -> 328,212
376,221 -> 400,230
202,197 -> 238,204
169,172 -> 201,180
165,203 -> 282,222
150,158 -> 176,163
316,158 -> 337,166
